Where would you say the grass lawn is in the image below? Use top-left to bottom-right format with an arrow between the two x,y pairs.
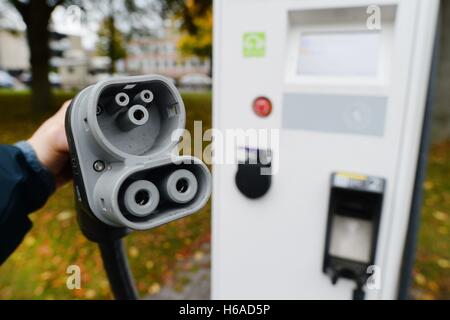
0,90 -> 448,299
412,141 -> 450,299
0,90 -> 212,299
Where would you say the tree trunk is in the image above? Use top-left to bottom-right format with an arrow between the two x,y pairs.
23,1 -> 53,116
108,15 -> 117,75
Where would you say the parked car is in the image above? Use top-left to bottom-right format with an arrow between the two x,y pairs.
0,70 -> 16,88
179,73 -> 212,91
0,70 -> 26,89
19,72 -> 62,88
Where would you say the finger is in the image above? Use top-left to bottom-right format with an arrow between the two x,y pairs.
54,100 -> 71,121
54,101 -> 71,153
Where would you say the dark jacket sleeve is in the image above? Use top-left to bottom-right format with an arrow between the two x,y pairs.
0,145 -> 55,265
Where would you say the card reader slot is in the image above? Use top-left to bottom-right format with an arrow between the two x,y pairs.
333,188 -> 382,220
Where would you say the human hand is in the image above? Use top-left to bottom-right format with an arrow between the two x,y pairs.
28,101 -> 72,188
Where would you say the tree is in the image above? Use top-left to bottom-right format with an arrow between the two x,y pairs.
177,4 -> 212,60
6,0 -> 158,114
91,0 -> 159,74
7,0 -> 65,115
161,0 -> 212,63
97,16 -> 127,74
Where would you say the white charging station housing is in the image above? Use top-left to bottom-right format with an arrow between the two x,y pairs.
212,0 -> 439,299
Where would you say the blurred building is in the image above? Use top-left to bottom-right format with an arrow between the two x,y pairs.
126,24 -> 211,82
0,28 -> 79,74
56,34 -> 111,90
0,29 -> 29,75
0,23 -> 110,90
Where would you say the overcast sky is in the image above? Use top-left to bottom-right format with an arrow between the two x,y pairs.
52,5 -> 98,50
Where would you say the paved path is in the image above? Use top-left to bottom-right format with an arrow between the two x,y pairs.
146,243 -> 211,300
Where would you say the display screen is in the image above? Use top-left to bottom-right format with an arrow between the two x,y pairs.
297,31 -> 381,77
329,216 -> 372,263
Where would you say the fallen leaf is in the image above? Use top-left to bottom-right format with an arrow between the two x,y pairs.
57,210 -> 73,221
415,273 -> 427,286
147,283 -> 161,295
34,285 -> 44,296
433,211 -> 448,222
24,236 -> 36,247
39,271 -> 52,281
437,259 -> 449,269
85,289 -> 96,299
145,261 -> 154,270
194,251 -> 204,262
129,246 -> 139,258
428,281 -> 439,292
423,181 -> 434,190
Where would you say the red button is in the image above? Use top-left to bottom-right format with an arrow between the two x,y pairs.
253,97 -> 272,117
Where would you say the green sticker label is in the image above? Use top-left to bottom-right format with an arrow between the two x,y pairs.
243,32 -> 266,57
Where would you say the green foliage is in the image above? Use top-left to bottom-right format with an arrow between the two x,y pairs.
92,0 -> 159,73
161,0 -> 212,60
97,16 -> 127,73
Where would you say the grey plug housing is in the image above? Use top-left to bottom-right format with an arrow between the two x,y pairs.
66,75 -> 211,230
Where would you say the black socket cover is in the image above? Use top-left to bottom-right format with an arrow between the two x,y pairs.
235,162 -> 271,199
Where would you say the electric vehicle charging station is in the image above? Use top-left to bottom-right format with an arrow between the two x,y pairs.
212,0 -> 439,300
